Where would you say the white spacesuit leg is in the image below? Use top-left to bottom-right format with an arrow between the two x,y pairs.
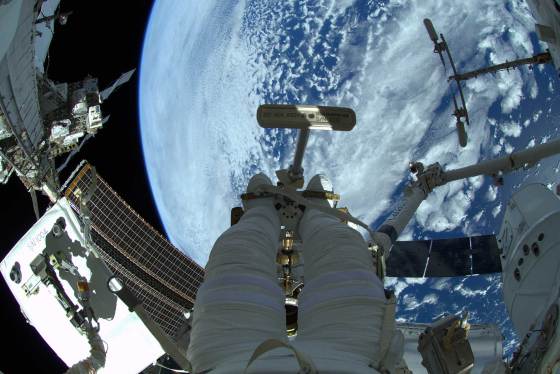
187,175 -> 287,373
294,175 -> 401,371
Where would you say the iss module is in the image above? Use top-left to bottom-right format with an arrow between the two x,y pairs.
499,184 -> 560,373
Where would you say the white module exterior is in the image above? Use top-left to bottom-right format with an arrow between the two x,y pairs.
526,0 -> 560,73
0,198 -> 164,373
498,183 -> 560,338
87,105 -> 103,130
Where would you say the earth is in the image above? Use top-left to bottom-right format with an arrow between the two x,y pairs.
139,0 -> 560,358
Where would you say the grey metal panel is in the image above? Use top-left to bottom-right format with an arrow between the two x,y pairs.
425,237 -> 471,277
8,0 -> 43,147
471,235 -> 502,274
100,69 -> 136,100
0,0 -> 23,62
386,240 -> 430,277
0,0 -> 44,151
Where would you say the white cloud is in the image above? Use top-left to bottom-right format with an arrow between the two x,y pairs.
468,175 -> 484,190
422,293 -> 438,305
402,294 -> 420,310
533,110 -> 542,122
407,277 -> 429,286
385,277 -> 428,298
492,143 -> 502,155
461,278 -> 500,299
415,181 -> 470,232
486,185 -> 498,202
384,278 -> 408,298
398,225 -> 414,241
504,142 -> 514,154
500,121 -> 522,138
402,292 -> 438,310
529,79 -> 538,99
492,203 -> 502,218
472,210 -> 484,223
432,278 -> 451,291
454,281 -> 488,297
498,72 -> 523,113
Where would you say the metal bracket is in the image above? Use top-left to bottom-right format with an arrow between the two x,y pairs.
510,303 -> 559,372
410,162 -> 444,195
418,313 -> 474,374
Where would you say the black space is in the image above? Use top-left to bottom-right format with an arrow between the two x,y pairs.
1,1 -> 157,372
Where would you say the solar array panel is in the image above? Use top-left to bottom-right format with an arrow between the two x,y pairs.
0,0 -> 53,186
383,240 -> 430,277
426,237 -> 471,277
386,235 -> 501,278
64,162 -> 205,339
100,69 -> 136,100
0,0 -> 44,150
470,235 -> 502,275
92,231 -> 190,338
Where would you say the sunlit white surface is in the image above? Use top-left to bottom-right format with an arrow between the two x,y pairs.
0,199 -> 163,373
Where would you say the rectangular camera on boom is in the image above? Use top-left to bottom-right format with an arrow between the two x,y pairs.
257,104 -> 356,131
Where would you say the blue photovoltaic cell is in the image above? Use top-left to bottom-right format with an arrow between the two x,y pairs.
386,241 -> 430,277
425,237 -> 471,277
471,235 -> 502,274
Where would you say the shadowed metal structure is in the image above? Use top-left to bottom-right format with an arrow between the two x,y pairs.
0,0 -> 135,201
63,161 -> 204,339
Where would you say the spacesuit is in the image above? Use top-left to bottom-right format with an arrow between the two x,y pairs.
187,174 -> 404,373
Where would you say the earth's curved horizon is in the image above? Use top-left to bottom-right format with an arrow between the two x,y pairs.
139,0 -> 560,356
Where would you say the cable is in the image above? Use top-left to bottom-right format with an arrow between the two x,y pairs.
154,362 -> 190,373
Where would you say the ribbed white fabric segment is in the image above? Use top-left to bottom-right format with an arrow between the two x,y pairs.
295,208 -> 389,371
187,204 -> 287,372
